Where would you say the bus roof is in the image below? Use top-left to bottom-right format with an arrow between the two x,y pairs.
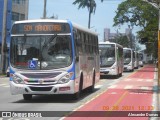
13,19 -> 68,24
72,22 -> 98,36
99,41 -> 123,48
123,47 -> 132,50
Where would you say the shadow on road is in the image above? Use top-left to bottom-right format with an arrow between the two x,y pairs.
12,87 -> 101,103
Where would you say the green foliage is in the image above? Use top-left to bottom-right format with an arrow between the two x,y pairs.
113,0 -> 158,40
73,0 -> 97,28
113,34 -> 130,47
113,0 -> 158,58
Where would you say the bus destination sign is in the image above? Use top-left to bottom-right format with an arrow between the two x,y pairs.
12,22 -> 70,34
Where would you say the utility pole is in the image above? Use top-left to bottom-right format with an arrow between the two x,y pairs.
1,0 -> 8,74
127,25 -> 133,49
43,0 -> 47,19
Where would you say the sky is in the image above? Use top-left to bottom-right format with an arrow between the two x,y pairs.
28,0 -> 126,41
28,0 -> 144,50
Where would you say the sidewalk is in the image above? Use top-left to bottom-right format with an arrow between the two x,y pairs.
0,74 -> 7,78
64,64 -> 160,120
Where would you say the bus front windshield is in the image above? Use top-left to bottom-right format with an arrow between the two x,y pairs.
138,53 -> 143,61
99,44 -> 115,67
10,35 -> 72,70
123,50 -> 131,65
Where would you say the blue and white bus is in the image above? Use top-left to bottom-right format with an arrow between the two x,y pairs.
9,19 -> 100,100
99,41 -> 123,77
123,48 -> 134,72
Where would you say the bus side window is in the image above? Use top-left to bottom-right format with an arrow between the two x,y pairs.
82,33 -> 85,54
73,30 -> 78,56
78,32 -> 82,54
73,30 -> 81,61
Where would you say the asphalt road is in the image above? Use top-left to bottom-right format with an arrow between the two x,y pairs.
0,70 -> 137,120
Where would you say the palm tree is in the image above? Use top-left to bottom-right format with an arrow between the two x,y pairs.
73,0 -> 97,29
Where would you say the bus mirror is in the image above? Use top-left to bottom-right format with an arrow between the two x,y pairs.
99,50 -> 101,55
75,56 -> 79,62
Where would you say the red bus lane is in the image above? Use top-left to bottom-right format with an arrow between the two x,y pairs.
64,65 -> 156,120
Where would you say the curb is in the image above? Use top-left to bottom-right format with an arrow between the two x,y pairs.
155,67 -> 160,112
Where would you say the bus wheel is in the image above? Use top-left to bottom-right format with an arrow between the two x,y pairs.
23,94 -> 32,100
73,91 -> 80,100
73,75 -> 83,100
88,73 -> 95,92
119,73 -> 122,77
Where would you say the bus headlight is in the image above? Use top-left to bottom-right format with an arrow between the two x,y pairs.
58,72 -> 73,84
12,74 -> 24,84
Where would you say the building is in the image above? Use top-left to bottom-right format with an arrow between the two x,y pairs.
0,0 -> 29,73
104,27 -> 130,42
0,0 -> 12,47
12,0 -> 29,24
0,0 -> 29,46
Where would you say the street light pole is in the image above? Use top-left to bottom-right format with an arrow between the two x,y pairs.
127,25 -> 133,49
143,0 -> 160,87
158,2 -> 160,89
1,0 -> 8,74
43,0 -> 47,19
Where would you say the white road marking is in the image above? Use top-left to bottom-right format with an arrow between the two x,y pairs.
124,85 -> 133,89
108,92 -> 117,94
95,85 -> 103,89
146,79 -> 152,82
124,79 -> 131,81
3,85 -> 10,87
108,85 -> 117,89
141,87 -> 149,90
137,79 -> 143,81
0,84 -> 7,86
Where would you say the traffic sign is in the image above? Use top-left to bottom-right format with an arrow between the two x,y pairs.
28,60 -> 37,69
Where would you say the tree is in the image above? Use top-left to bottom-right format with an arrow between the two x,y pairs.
73,0 -> 103,28
114,34 -> 130,48
113,0 -> 158,57
113,0 -> 158,41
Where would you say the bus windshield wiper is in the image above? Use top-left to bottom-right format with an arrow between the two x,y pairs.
42,34 -> 57,50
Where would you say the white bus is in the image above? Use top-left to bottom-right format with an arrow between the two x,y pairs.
134,51 -> 139,69
99,41 -> 123,77
138,52 -> 144,67
123,48 -> 134,72
9,19 -> 100,100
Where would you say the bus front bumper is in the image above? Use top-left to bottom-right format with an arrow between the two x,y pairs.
9,81 -> 75,95
124,66 -> 133,71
